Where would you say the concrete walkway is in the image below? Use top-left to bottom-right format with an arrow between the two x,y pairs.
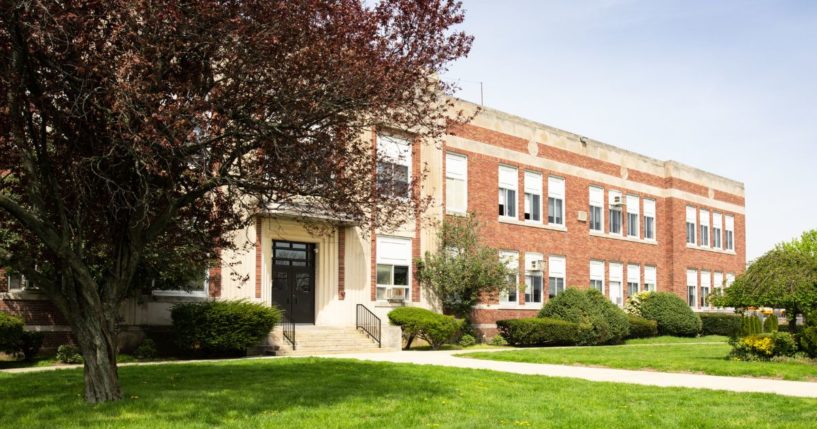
5,346 -> 817,399
315,348 -> 817,399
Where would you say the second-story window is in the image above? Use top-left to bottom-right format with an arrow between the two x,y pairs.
712,212 -> 722,249
643,198 -> 656,240
524,171 -> 542,222
498,165 -> 517,219
609,190 -> 623,235
547,176 -> 565,226
445,153 -> 467,214
685,206 -> 697,245
626,195 -> 639,238
376,134 -> 411,198
589,186 -> 604,232
725,215 -> 735,251
700,209 -> 710,247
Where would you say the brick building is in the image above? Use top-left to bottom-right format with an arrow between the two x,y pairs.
1,97 -> 745,348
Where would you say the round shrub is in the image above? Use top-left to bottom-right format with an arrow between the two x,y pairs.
388,307 -> 463,350
56,344 -> 83,364
0,312 -> 25,354
171,300 -> 281,357
134,338 -> 159,360
699,312 -> 742,337
496,317 -> 588,346
626,315 -> 658,339
458,334 -> 476,347
539,288 -> 629,345
800,326 -> 817,358
638,292 -> 701,337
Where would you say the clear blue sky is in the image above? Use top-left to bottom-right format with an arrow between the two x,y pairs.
443,0 -> 817,260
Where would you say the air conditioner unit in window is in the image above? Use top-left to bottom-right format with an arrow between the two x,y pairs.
610,195 -> 623,206
529,260 -> 545,271
387,288 -> 406,302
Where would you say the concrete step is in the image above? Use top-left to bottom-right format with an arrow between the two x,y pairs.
266,325 -> 388,355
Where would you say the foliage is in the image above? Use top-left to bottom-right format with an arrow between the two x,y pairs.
699,313 -> 742,338
19,331 -> 44,362
624,291 -> 651,316
56,345 -> 84,364
416,214 -> 512,319
637,292 -> 702,337
741,315 -> 763,336
458,334 -> 476,347
387,307 -> 464,350
626,315 -> 658,339
171,300 -> 280,356
539,288 -> 629,345
711,230 -> 817,323
489,334 -> 508,346
763,314 -> 780,332
729,332 -> 798,361
495,317 -> 588,346
0,0 -> 472,402
0,312 -> 24,354
799,327 -> 817,358
134,339 -> 158,360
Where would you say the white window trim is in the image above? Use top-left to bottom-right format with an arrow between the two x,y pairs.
524,171 -> 543,224
643,198 -> 656,242
547,255 -> 567,300
445,152 -> 468,215
547,176 -> 565,227
644,265 -> 657,292
376,133 -> 412,199
590,260 -> 605,294
499,250 -> 520,306
522,252 -> 545,308
685,206 -> 697,246
608,190 -> 623,236
589,186 -> 604,233
498,165 -> 518,220
375,236 -> 412,302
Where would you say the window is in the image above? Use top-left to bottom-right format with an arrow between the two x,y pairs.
627,264 -> 640,297
524,171 -> 543,222
498,166 -> 517,219
700,271 -> 711,308
445,153 -> 467,214
376,134 -> 411,198
589,186 -> 604,232
524,252 -> 544,305
726,273 -> 735,287
685,206 -> 697,245
712,212 -> 722,249
725,215 -> 734,251
547,176 -> 565,226
644,266 -> 657,292
626,195 -> 639,238
153,269 -> 209,297
714,271 -> 724,294
499,251 -> 519,303
643,199 -> 656,240
589,260 -> 605,293
609,191 -> 623,235
687,269 -> 698,308
609,263 -> 623,306
376,236 -> 411,301
6,272 -> 32,291
699,209 -> 710,247
548,256 -> 566,299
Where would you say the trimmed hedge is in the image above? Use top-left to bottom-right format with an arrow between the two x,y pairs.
171,300 -> 281,356
539,288 -> 629,345
626,315 -> 658,339
0,312 -> 24,354
638,292 -> 702,337
729,332 -> 797,360
388,307 -> 464,350
496,317 -> 587,346
700,312 -> 742,337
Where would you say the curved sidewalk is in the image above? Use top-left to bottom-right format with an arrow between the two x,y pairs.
324,349 -> 817,398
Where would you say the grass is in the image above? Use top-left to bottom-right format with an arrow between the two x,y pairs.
461,336 -> 817,381
1,358 -> 817,428
0,354 -> 147,370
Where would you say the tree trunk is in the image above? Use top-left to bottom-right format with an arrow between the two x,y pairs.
72,313 -> 122,403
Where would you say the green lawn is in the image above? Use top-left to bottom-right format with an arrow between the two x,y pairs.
2,358 -> 817,428
461,336 -> 817,381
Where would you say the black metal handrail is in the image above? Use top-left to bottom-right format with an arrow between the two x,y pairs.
282,313 -> 296,350
356,304 -> 382,348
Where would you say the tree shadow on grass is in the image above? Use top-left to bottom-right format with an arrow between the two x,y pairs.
0,358 -> 456,428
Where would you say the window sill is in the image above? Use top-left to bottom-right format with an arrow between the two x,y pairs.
446,210 -> 468,217
1,290 -> 49,300
474,303 -> 543,311
589,231 -> 658,246
498,217 -> 567,232
685,244 -> 737,255
152,290 -> 208,299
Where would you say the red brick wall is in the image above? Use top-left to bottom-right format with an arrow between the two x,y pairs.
0,299 -> 68,325
0,268 -> 7,293
446,124 -> 746,334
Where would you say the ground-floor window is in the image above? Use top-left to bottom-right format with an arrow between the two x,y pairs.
376,236 -> 412,301
589,260 -> 604,294
644,266 -> 657,292
608,262 -> 623,306
499,250 -> 519,304
524,252 -> 543,305
547,255 -> 566,299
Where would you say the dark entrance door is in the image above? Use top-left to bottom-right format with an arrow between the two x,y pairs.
271,241 -> 316,323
